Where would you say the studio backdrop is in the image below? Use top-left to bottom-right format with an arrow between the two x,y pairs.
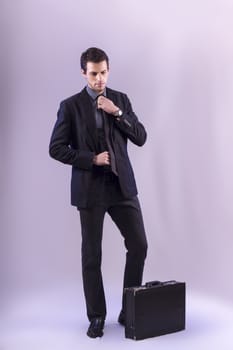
1,0 -> 233,312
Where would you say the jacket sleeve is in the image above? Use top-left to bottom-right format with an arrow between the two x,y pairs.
49,101 -> 94,170
113,94 -> 147,146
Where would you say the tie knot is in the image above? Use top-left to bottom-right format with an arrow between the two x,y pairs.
95,93 -> 104,101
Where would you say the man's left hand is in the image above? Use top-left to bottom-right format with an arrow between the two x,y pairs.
97,96 -> 119,115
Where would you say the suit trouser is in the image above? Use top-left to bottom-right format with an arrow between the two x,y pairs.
79,196 -> 148,321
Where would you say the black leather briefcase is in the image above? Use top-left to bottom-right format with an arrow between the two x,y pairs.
124,280 -> 185,340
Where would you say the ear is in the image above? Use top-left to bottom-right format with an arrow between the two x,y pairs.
81,69 -> 86,77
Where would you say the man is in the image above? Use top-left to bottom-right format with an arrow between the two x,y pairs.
49,47 -> 148,338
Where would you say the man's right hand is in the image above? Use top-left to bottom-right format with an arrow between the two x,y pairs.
93,151 -> 110,166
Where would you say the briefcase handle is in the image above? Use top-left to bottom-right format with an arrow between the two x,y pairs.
145,280 -> 177,288
145,281 -> 161,287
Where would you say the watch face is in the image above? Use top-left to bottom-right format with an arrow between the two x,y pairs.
118,109 -> 123,116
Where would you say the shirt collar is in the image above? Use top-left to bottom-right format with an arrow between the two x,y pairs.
86,85 -> 106,100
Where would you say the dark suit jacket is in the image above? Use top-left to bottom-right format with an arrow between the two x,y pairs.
49,87 -> 147,208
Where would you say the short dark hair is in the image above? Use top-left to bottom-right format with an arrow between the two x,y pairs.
80,47 -> 109,73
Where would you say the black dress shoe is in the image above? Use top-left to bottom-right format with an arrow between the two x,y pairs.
87,317 -> 105,338
118,310 -> 125,326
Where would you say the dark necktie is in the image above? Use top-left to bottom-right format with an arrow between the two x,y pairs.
95,95 -> 118,175
101,109 -> 118,176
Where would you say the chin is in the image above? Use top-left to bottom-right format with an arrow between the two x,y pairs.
96,86 -> 105,92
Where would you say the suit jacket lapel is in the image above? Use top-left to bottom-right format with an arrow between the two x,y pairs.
79,88 -> 98,151
106,88 -> 116,137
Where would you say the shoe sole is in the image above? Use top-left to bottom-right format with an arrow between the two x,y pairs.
87,330 -> 104,338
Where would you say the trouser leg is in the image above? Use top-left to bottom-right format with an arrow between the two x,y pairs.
108,197 -> 148,309
79,206 -> 106,321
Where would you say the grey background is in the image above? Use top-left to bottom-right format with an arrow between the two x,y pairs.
1,0 -> 233,316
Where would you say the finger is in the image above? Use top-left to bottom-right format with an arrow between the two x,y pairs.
97,98 -> 102,108
105,154 -> 110,163
98,96 -> 104,104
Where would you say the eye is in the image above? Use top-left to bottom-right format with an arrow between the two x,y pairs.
101,71 -> 107,75
91,72 -> 98,77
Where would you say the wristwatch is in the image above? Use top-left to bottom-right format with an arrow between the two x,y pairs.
114,109 -> 123,117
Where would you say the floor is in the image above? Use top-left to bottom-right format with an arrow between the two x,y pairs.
1,285 -> 233,350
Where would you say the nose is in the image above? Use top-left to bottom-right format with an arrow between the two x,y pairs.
96,73 -> 102,81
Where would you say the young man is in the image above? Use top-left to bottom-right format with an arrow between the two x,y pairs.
49,47 -> 148,338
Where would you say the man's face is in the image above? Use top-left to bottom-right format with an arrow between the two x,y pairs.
82,60 -> 109,93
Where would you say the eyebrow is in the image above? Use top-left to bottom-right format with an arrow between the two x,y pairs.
90,70 -> 107,74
